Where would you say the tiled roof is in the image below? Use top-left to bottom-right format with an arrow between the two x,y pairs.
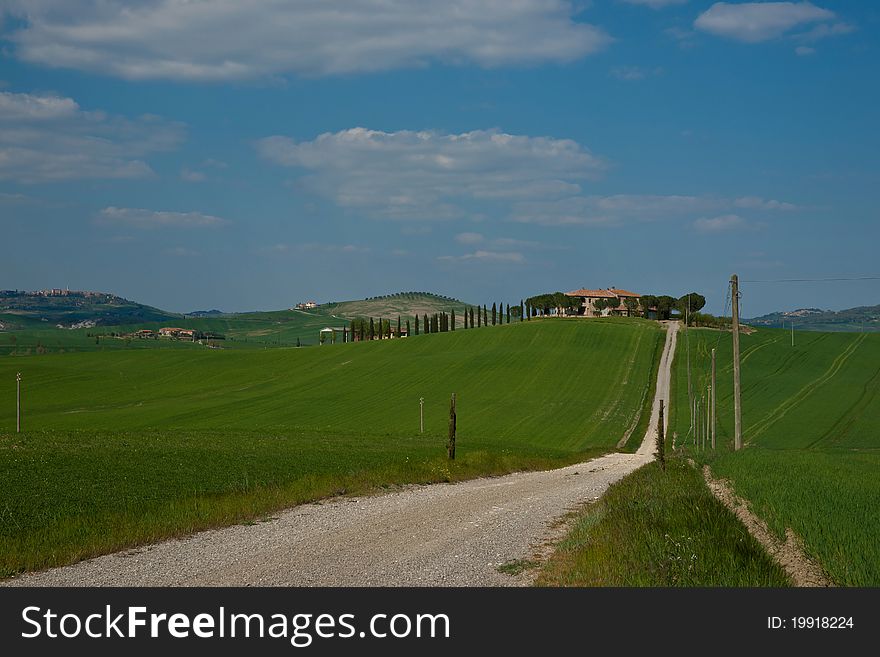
566,287 -> 641,298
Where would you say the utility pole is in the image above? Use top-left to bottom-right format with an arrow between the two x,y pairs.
711,348 -> 717,449
686,294 -> 692,427
419,397 -> 424,434
731,274 -> 743,450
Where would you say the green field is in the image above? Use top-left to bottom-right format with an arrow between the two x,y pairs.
0,318 -> 663,576
670,326 -> 880,585
536,459 -> 790,587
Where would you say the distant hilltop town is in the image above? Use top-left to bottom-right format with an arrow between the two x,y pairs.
1,288 -> 116,300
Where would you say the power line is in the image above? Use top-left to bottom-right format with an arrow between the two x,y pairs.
741,276 -> 880,283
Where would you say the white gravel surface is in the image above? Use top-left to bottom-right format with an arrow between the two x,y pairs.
5,322 -> 678,587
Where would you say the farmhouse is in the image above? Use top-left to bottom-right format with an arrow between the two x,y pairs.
295,301 -> 318,310
565,287 -> 642,317
159,327 -> 195,339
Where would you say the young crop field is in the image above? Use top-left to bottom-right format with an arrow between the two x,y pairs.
0,318 -> 663,576
669,326 -> 880,585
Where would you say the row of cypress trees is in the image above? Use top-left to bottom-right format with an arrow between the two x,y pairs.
344,299 -> 536,343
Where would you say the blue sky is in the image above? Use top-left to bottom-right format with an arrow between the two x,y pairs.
1,1 -> 878,315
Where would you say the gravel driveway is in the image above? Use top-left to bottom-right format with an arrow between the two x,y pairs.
5,322 -> 678,587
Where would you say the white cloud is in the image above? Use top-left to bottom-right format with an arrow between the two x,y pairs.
258,127 -> 604,221
512,193 -> 797,226
795,45 -> 816,55
511,194 -> 725,225
455,232 -> 485,244
734,196 -> 797,210
438,250 -> 525,264
795,21 -> 855,43
180,168 -> 206,182
97,207 -> 228,229
695,2 -> 835,43
0,1 -> 611,81
621,0 -> 689,9
0,90 -> 183,182
694,214 -> 749,232
610,66 -> 646,81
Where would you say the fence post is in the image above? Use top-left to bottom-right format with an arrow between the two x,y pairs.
447,393 -> 456,460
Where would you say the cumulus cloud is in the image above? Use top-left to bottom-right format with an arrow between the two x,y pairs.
693,214 -> 751,232
694,2 -> 835,43
0,90 -> 183,182
97,207 -> 228,229
258,127 -> 605,221
0,1 -> 611,81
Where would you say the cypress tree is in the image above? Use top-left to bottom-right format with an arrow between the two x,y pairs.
415,315 -> 420,335
369,317 -> 375,339
483,305 -> 488,326
406,319 -> 411,337
477,306 -> 481,327
451,308 -> 456,331
526,303 -> 531,320
506,304 -> 510,324
520,300 -> 524,322
424,313 -> 430,334
492,303 -> 497,325
397,316 -> 401,338
470,307 -> 474,328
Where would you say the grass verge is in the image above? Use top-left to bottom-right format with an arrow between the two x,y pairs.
0,428 -> 606,578
535,458 -> 790,586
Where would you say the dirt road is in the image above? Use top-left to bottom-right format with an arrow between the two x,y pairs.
5,322 -> 678,587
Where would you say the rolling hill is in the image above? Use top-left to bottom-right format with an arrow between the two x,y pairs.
0,318 -> 664,575
747,304 -> 880,332
0,290 -> 179,329
0,291 -> 474,354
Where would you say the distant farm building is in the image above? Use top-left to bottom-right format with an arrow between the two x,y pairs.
159,327 -> 195,339
566,288 -> 642,317
295,301 -> 318,310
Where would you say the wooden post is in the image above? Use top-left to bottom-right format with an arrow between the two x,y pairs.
419,397 -> 424,434
731,274 -> 743,450
706,387 -> 711,450
657,399 -> 665,470
711,348 -> 717,449
447,393 -> 456,460
16,372 -> 21,433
